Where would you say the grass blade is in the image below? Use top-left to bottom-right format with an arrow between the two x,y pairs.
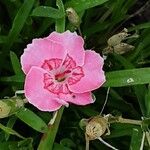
10,51 -> 23,75
31,6 -> 64,18
15,108 -> 48,133
2,0 -> 35,52
104,68 -> 150,87
129,128 -> 143,150
0,123 -> 25,139
66,0 -> 109,12
55,0 -> 65,32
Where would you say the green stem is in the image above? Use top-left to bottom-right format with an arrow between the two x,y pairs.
38,106 -> 64,150
38,1 -> 65,149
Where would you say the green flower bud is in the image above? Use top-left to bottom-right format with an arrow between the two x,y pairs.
0,101 -> 11,118
0,97 -> 25,119
66,7 -> 81,27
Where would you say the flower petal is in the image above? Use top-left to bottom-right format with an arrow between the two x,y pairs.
21,38 -> 66,74
47,30 -> 85,66
25,66 -> 62,111
68,50 -> 106,93
59,92 -> 94,105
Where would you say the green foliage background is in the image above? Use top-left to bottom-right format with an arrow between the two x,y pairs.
0,0 -> 150,149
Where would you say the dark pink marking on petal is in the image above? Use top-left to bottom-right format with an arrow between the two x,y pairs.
43,73 -> 70,94
41,58 -> 62,71
68,66 -> 84,85
42,54 -> 84,95
62,54 -> 76,70
68,50 -> 106,93
43,73 -> 54,88
59,92 -> 93,105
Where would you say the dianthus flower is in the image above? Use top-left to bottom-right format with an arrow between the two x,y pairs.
21,31 -> 105,111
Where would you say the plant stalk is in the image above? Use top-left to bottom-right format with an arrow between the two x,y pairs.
38,106 -> 64,150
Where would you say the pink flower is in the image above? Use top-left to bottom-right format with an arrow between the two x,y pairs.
21,31 -> 105,112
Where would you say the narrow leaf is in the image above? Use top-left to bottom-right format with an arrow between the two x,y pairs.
15,108 -> 48,133
31,6 -> 64,18
0,75 -> 24,83
129,128 -> 143,150
104,68 -> 150,87
10,51 -> 23,75
0,123 -> 25,139
128,22 -> 150,32
5,116 -> 17,141
53,143 -> 72,150
2,0 -> 35,52
145,85 -> 150,117
65,0 -> 109,12
55,0 -> 65,32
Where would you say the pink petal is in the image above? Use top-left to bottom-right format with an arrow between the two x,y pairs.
68,50 -> 106,93
21,38 -> 66,74
59,92 -> 94,105
24,66 -> 62,111
47,30 -> 85,66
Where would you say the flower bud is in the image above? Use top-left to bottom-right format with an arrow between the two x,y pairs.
0,101 -> 11,118
113,43 -> 134,54
107,32 -> 129,47
0,97 -> 25,118
86,116 -> 108,140
66,7 -> 81,27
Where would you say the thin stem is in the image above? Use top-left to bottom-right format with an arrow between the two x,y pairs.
107,115 -> 142,126
78,27 -> 82,36
118,117 -> 142,126
145,131 -> 150,146
140,132 -> 145,150
38,106 -> 64,150
100,87 -> 110,115
85,134 -> 89,150
98,137 -> 118,150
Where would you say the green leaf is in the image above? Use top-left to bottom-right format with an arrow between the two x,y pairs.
145,85 -> 150,117
55,0 -> 65,32
0,75 -> 24,83
10,51 -> 23,75
53,143 -> 72,150
108,123 -> 141,138
60,138 -> 76,148
0,36 -> 7,44
65,0 -> 109,12
128,22 -> 150,32
133,85 -> 147,117
15,108 -> 48,133
38,107 -> 64,150
5,116 -> 17,141
0,138 -> 33,150
129,128 -> 143,150
104,68 -> 150,87
0,141 -> 18,150
0,123 -> 25,139
2,0 -> 35,52
0,36 -> 22,44
31,6 -> 64,18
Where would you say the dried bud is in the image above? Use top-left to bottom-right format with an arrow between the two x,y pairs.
86,116 -> 108,140
0,97 -> 25,119
66,7 -> 81,27
0,101 -> 11,118
113,43 -> 134,54
107,30 -> 129,47
102,46 -> 113,55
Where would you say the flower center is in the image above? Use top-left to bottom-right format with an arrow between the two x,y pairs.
55,70 -> 71,82
55,73 -> 66,82
41,55 -> 84,94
